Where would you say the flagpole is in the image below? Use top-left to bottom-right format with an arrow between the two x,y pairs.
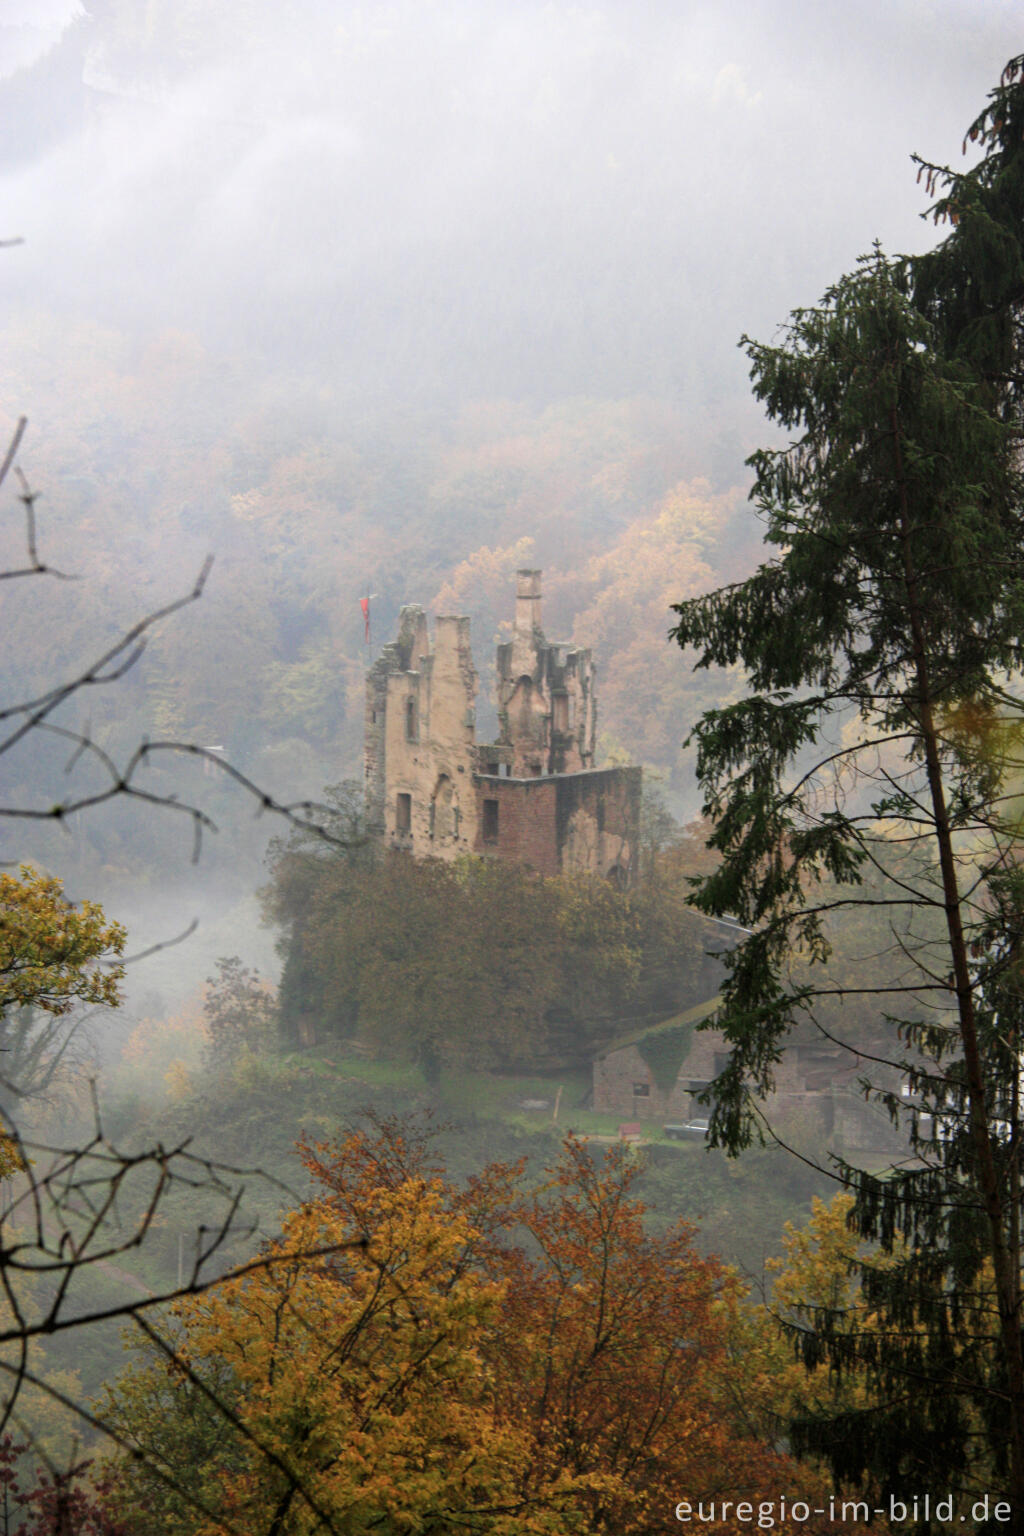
361,593 -> 378,672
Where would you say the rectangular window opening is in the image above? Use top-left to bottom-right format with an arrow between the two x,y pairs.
396,792 -> 412,833
482,798 -> 499,843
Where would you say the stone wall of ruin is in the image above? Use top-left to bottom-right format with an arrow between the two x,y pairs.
364,572 -> 640,882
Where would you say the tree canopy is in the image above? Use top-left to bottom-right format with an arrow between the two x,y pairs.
0,866 -> 124,1021
264,815 -> 718,1076
0,865 -> 125,1110
100,1120 -> 826,1536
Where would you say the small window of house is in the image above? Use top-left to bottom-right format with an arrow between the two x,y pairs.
553,693 -> 569,733
396,793 -> 411,833
483,798 -> 499,843
632,1082 -> 651,1098
405,698 -> 418,741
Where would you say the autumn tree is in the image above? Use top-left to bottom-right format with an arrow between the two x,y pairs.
201,956 -> 276,1071
0,1435 -> 127,1536
670,56 -> 1024,1523
105,1186 -> 574,1536
102,1120 -> 829,1535
487,1136 -> 816,1531
565,479 -> 752,775
752,1196 -> 896,1457
0,865 -> 125,1112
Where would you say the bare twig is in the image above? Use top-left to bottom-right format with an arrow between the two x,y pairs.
0,415 -> 369,1526
0,417 -> 26,495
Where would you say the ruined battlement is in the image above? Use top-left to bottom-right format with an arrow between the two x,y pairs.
364,571 -> 640,883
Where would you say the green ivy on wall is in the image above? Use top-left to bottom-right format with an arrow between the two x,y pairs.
637,1021 -> 696,1096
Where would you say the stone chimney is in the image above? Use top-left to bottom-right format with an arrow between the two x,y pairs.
514,569 -> 542,635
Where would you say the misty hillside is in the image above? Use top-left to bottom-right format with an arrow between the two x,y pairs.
2,0 -> 1018,922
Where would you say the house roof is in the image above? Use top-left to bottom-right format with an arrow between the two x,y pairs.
596,993 -> 722,1059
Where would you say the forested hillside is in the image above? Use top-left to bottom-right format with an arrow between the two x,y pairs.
0,326 -> 759,899
4,0 -> 1012,912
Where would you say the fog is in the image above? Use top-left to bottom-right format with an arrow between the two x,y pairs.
3,1 -> 1022,412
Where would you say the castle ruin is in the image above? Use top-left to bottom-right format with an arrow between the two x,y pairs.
365,571 -> 641,884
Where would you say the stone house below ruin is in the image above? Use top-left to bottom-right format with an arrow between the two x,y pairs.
365,570 -> 641,883
593,1001 -> 907,1153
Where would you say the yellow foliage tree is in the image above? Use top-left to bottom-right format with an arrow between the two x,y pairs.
762,1195 -> 1006,1500
562,479 -> 749,778
102,1126 -> 843,1536
0,865 -> 125,1019
712,1195 -> 897,1449
104,1183 -> 589,1535
0,865 -> 125,1111
0,867 -> 128,1462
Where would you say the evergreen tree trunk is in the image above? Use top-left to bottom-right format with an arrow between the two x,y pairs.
895,410 -> 1024,1513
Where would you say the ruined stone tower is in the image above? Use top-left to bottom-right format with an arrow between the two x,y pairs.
364,571 -> 641,884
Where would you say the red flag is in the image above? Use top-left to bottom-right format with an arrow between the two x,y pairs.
359,596 -> 370,642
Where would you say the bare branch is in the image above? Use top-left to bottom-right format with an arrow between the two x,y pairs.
0,417 -> 26,494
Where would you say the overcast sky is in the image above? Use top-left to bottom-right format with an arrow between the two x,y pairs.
0,0 -> 1020,418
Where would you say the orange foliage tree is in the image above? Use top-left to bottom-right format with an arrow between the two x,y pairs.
483,1136 -> 810,1531
102,1120 -> 830,1534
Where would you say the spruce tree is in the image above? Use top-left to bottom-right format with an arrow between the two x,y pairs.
671,56 -> 1024,1525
